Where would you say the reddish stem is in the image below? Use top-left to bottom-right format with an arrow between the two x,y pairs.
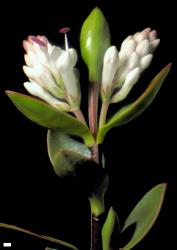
88,82 -> 99,138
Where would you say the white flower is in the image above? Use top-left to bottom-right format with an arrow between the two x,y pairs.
23,30 -> 81,110
101,28 -> 160,103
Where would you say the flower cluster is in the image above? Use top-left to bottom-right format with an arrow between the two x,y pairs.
23,29 -> 81,111
101,28 -> 160,102
22,27 -> 160,112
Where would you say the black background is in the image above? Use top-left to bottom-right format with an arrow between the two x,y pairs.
0,0 -> 176,249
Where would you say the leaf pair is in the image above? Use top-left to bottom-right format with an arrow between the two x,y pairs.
102,183 -> 167,250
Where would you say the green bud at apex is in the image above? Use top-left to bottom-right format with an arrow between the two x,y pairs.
80,7 -> 111,83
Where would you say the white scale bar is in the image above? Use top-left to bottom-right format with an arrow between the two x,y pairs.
3,243 -> 11,247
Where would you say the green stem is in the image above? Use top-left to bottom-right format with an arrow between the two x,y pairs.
88,81 -> 102,250
99,101 -> 110,128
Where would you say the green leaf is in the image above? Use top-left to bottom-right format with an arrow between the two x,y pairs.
6,91 -> 95,146
120,183 -> 167,250
89,172 -> 109,216
45,248 -> 58,250
102,153 -> 106,168
80,7 -> 111,83
47,130 -> 91,176
102,207 -> 120,250
97,64 -> 172,144
0,223 -> 78,250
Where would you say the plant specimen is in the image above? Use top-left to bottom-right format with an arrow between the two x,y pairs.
1,7 -> 171,250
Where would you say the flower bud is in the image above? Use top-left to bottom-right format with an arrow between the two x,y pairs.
140,54 -> 153,71
136,39 -> 150,56
101,46 -> 119,99
80,7 -> 111,83
111,67 -> 140,103
24,81 -> 70,111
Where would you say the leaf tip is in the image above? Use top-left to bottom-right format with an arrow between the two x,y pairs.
5,90 -> 14,96
92,6 -> 102,13
159,182 -> 168,196
167,62 -> 172,68
164,62 -> 172,72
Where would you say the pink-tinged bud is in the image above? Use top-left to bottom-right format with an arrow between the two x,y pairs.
138,27 -> 151,41
136,39 -> 150,56
36,35 -> 48,44
143,27 -> 151,33
23,40 -> 31,51
28,35 -> 35,43
149,30 -> 157,41
150,39 -> 160,51
59,27 -> 71,33
31,36 -> 47,47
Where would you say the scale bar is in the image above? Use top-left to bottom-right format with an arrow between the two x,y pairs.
3,242 -> 11,247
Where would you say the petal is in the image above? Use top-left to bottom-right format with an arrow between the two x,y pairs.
127,52 -> 140,70
27,61 -> 64,99
50,46 -> 63,62
143,27 -> 151,33
23,40 -> 32,51
56,51 -> 71,71
121,35 -> 133,48
116,52 -> 138,85
24,54 -> 31,66
150,39 -> 160,51
112,67 -> 140,103
56,49 -> 78,71
47,43 -> 54,55
23,66 -> 36,79
120,39 -> 136,54
68,48 -> 78,67
61,70 -> 78,99
24,81 -> 70,111
74,68 -> 80,80
136,39 -> 150,56
140,54 -> 153,71
27,50 -> 37,66
149,30 -> 157,41
133,32 -> 140,39
36,35 -> 49,44
35,48 -> 49,65
136,27 -> 151,43
32,62 -> 45,77
125,67 -> 141,87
